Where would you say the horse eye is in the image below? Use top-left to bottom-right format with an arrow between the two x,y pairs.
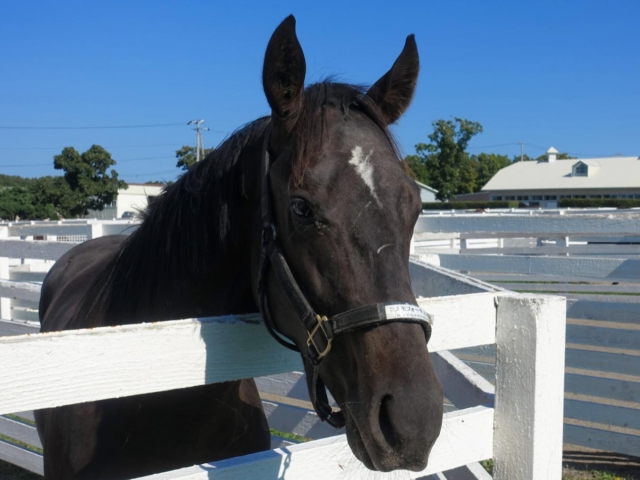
291,198 -> 314,218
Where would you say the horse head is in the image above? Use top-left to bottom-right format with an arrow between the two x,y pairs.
253,15 -> 443,472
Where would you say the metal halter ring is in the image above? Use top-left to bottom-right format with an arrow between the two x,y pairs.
307,315 -> 332,359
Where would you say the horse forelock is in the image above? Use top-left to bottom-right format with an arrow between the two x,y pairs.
289,81 -> 400,187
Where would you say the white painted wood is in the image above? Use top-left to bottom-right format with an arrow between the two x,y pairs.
417,213 -> 640,237
0,314 -> 302,415
0,319 -> 40,337
493,294 -> 566,480
256,372 -> 309,401
88,222 -> 103,239
0,226 -> 11,320
0,279 -> 42,303
7,224 -> 92,237
419,293 -> 498,353
262,401 -> 337,440
440,463 -> 493,480
566,299 -> 640,323
564,424 -> 640,458
135,406 -> 494,480
0,440 -> 43,475
496,282 -> 640,294
0,239 -> 74,261
434,254 -> 640,281
431,351 -> 494,409
458,245 -> 640,256
0,294 -> 499,415
0,415 -> 42,449
410,259 -> 504,298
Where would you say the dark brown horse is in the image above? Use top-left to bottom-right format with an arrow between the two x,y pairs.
35,15 -> 443,479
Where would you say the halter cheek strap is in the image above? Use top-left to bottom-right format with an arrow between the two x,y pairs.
256,125 -> 433,429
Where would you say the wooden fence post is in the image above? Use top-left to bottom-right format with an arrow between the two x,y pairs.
0,226 -> 10,320
88,222 -> 103,240
493,294 -> 566,480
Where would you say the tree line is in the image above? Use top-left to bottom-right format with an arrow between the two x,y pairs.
0,144 -> 208,221
404,118 -> 574,201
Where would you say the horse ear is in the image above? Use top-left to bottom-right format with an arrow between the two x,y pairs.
262,15 -> 306,129
366,35 -> 419,125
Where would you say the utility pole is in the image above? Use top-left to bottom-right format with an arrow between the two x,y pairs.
519,141 -> 526,162
187,119 -> 210,163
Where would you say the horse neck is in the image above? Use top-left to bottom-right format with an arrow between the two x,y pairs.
104,137 -> 264,323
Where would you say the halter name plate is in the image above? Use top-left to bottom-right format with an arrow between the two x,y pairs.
384,304 -> 432,324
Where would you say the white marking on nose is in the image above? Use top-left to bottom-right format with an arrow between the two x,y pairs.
349,146 -> 380,206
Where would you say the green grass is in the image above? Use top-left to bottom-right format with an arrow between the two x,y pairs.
0,433 -> 42,454
5,414 -> 35,426
269,428 -> 310,443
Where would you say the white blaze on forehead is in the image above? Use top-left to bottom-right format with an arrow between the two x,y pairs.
349,145 -> 380,205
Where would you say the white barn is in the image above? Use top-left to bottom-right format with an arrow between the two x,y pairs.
482,147 -> 640,208
87,183 -> 164,220
415,180 -> 438,203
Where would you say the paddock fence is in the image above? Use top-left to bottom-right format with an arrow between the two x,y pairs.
0,220 -> 567,479
412,209 -> 640,458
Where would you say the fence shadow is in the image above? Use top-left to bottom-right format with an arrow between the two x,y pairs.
563,449 -> 640,479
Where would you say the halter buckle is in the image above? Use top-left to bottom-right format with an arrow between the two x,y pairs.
307,314 -> 332,360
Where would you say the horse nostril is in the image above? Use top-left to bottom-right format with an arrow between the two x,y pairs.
378,394 -> 398,447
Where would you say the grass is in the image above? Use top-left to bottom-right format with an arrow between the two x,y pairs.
0,459 -> 41,480
269,428 -> 310,443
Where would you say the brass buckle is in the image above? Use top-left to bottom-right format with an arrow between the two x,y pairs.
307,314 -> 332,359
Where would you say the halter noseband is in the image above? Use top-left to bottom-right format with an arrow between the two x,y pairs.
256,125 -> 433,429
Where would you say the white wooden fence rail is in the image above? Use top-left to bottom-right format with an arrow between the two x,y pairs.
412,210 -> 640,459
0,221 -> 568,479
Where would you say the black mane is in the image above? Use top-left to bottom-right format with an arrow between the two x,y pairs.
79,116 -> 270,323
78,81 -> 398,324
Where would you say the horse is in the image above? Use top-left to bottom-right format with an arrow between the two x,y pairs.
35,15 -> 444,479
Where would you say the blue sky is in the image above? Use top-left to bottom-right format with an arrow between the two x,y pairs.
1,1 -> 639,182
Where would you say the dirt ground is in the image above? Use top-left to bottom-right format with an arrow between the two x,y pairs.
562,446 -> 640,480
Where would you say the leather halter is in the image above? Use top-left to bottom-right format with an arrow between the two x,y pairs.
256,125 -> 433,429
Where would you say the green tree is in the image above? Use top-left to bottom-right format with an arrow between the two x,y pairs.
474,153 -> 511,191
512,153 -> 532,162
30,176 -> 77,219
404,154 -> 430,185
415,118 -> 483,200
534,152 -> 576,161
0,187 -> 58,220
175,145 -> 214,171
53,145 -> 127,217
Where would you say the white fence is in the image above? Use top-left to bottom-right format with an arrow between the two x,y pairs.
413,209 -> 640,458
0,220 -> 567,479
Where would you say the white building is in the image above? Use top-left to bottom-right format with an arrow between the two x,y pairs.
415,181 -> 438,203
482,147 -> 640,208
87,183 -> 164,220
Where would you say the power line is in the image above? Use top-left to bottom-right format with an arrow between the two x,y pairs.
127,169 -> 181,178
0,155 -> 174,168
0,123 -> 186,130
466,143 -> 519,150
0,143 -> 181,151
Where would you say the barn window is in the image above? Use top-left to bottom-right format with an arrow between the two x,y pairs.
574,164 -> 588,176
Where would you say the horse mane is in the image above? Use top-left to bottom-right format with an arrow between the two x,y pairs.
77,80 -> 399,325
78,117 -> 271,324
